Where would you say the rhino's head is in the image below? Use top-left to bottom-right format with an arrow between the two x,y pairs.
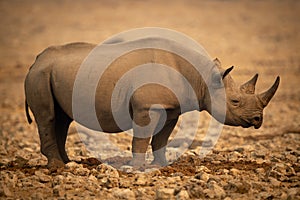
204,58 -> 280,129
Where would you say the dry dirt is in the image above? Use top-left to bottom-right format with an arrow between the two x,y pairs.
0,0 -> 300,199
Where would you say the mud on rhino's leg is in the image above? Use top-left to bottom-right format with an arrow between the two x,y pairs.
151,118 -> 178,166
131,109 -> 163,167
54,101 -> 72,163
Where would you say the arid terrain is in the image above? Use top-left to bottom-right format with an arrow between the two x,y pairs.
0,0 -> 299,199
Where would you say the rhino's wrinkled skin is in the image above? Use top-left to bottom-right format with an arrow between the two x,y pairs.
25,39 -> 280,168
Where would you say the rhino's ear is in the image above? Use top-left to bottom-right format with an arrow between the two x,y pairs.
213,58 -> 221,67
222,66 -> 234,79
240,74 -> 258,94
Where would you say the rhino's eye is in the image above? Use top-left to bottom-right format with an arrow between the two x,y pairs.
231,99 -> 240,106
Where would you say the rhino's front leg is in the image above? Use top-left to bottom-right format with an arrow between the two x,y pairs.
130,109 -> 162,167
131,137 -> 151,166
151,118 -> 178,166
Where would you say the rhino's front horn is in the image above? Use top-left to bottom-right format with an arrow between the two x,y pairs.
240,74 -> 258,94
258,76 -> 280,107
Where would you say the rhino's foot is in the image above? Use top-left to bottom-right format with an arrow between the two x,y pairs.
151,158 -> 168,167
129,153 -> 146,168
152,150 -> 168,166
47,158 -> 65,172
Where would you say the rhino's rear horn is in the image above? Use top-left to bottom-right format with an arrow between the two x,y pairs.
222,66 -> 234,79
258,76 -> 280,107
240,74 -> 258,94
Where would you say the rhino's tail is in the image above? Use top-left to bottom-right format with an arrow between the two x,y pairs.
25,100 -> 33,124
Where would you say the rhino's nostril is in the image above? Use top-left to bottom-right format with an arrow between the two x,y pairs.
253,116 -> 261,122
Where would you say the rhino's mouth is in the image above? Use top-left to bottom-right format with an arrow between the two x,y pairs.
240,119 -> 261,129
240,119 -> 253,129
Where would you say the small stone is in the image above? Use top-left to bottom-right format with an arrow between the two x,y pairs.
119,178 -> 132,188
120,165 -> 133,173
287,188 -> 299,199
255,168 -> 265,174
112,188 -> 135,200
65,161 -> 81,170
35,170 -> 52,183
74,166 -> 90,176
175,189 -> 190,200
100,177 -> 119,188
195,172 -> 210,182
225,180 -> 250,194
285,153 -> 297,163
229,168 -> 240,176
195,165 -> 211,173
1,184 -> 13,197
268,177 -> 281,187
145,167 -> 161,176
207,181 -> 226,199
97,164 -> 119,178
53,175 -> 65,186
134,173 -> 149,186
0,145 -> 7,155
88,174 -> 98,182
31,192 -> 44,200
156,188 -> 174,200
53,185 -> 65,197
234,147 -> 244,153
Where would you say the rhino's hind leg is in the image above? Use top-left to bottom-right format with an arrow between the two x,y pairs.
25,70 -> 65,169
36,119 -> 65,169
54,101 -> 72,164
151,118 -> 178,166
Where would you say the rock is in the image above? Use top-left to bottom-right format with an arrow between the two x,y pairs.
156,188 -> 174,200
195,172 -> 210,182
53,175 -> 65,186
97,164 -> 119,178
53,185 -> 65,197
134,173 -> 149,186
285,153 -> 297,163
0,144 -> 7,155
175,189 -> 190,200
65,161 -> 81,170
206,181 -> 226,199
0,184 -> 13,197
120,165 -> 134,173
287,188 -> 299,199
74,166 -> 90,176
269,163 -> 295,181
195,165 -> 211,173
229,168 -> 240,176
225,180 -> 250,194
112,188 -> 135,200
251,151 -> 265,159
100,177 -> 119,188
268,177 -> 281,187
119,178 -> 132,188
88,174 -> 98,182
31,192 -> 44,200
35,170 -> 52,183
145,167 -> 161,176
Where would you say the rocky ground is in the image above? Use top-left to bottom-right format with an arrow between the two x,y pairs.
1,0 -> 300,199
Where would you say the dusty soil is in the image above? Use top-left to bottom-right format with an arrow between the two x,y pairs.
0,0 -> 300,199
